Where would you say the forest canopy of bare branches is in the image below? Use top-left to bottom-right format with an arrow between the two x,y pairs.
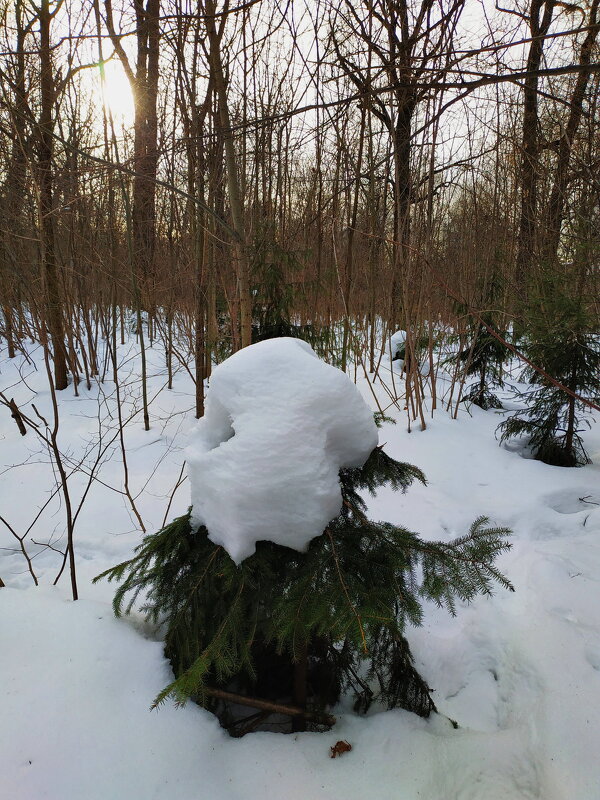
0,0 -> 598,408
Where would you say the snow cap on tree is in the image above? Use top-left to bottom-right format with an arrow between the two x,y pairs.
187,337 -> 379,563
389,330 -> 407,360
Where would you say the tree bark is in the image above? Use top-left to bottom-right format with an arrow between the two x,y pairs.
0,0 -> 29,361
514,0 -> 555,302
291,640 -> 309,733
39,0 -> 68,390
105,0 -> 160,307
543,0 -> 600,262
132,0 -> 160,307
204,0 -> 252,349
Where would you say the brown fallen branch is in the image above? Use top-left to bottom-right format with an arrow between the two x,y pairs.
204,687 -> 336,727
8,398 -> 27,436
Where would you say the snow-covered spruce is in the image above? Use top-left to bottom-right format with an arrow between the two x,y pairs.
389,329 -> 407,362
187,337 -> 379,563
95,338 -> 512,734
388,329 -> 430,377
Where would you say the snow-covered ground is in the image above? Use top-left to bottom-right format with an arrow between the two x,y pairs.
1,334 -> 600,800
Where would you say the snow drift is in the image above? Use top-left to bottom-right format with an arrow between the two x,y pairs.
187,337 -> 379,563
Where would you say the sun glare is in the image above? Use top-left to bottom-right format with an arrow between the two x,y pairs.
97,59 -> 135,126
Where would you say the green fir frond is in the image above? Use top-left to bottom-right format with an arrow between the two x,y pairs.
374,411 -> 397,428
96,446 -> 512,730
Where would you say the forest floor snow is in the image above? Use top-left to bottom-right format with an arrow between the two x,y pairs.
1,338 -> 600,800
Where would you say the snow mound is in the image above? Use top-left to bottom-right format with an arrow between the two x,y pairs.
389,330 -> 407,360
187,337 -> 378,563
387,330 -> 430,376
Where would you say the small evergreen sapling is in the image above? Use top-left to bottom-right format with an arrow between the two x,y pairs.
248,231 -> 339,361
95,444 -> 512,735
458,314 -> 510,410
497,279 -> 600,466
452,274 -> 510,411
250,232 -> 300,343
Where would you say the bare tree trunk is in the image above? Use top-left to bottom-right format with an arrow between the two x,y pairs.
543,0 -> 599,262
341,105 -> 367,373
514,0 -> 555,304
0,0 -> 30,361
291,639 -> 308,733
39,0 -> 68,390
105,0 -> 160,308
204,0 -> 252,349
133,0 -> 160,308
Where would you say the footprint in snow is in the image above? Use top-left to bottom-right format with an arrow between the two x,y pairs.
545,489 -> 600,515
584,645 -> 600,672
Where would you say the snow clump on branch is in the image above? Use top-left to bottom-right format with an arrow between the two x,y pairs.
187,337 -> 379,563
